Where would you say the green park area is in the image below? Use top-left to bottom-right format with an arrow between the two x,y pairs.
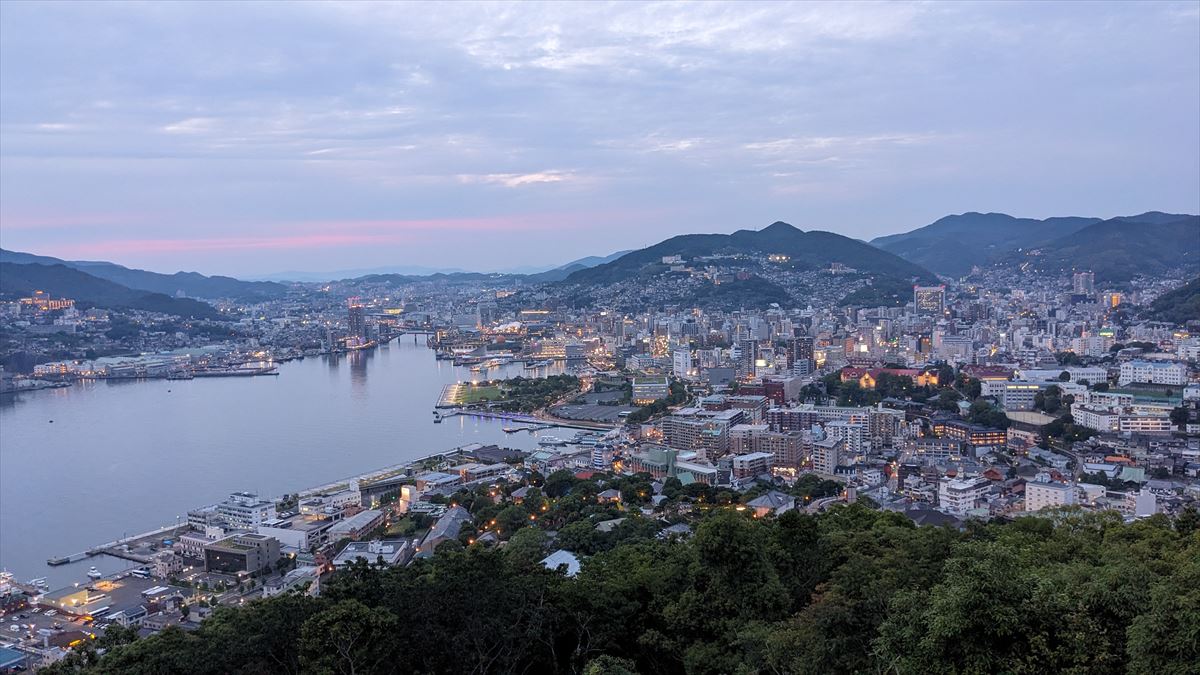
457,384 -> 504,404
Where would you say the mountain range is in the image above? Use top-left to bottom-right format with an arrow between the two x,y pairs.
565,221 -> 935,286
3,210 -> 1193,313
1008,215 -> 1199,284
0,262 -> 225,320
0,249 -> 288,301
251,251 -> 633,282
871,211 -> 1197,279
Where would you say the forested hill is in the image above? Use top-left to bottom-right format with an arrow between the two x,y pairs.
871,211 -> 1198,281
1144,277 -> 1200,324
0,248 -> 287,302
870,212 -> 1101,277
44,498 -> 1199,675
0,262 -> 224,320
1006,215 -> 1200,285
565,221 -> 935,286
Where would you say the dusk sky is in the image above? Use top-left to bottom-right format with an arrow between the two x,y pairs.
1,1 -> 1198,277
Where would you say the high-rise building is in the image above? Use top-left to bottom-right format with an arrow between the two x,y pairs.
736,338 -> 758,378
787,336 -> 815,375
913,286 -> 946,315
672,349 -> 693,380
1072,271 -> 1095,295
347,298 -> 367,338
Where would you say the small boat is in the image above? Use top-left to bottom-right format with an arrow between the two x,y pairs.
87,566 -> 103,579
502,427 -> 522,433
29,577 -> 48,588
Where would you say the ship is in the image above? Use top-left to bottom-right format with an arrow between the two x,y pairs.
87,566 -> 103,579
538,436 -> 567,446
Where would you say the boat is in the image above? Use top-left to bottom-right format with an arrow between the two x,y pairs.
166,371 -> 193,380
87,566 -> 103,579
502,427 -> 522,433
538,436 -> 567,446
29,577 -> 48,588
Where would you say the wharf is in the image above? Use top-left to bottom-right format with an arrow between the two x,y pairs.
446,409 -> 615,432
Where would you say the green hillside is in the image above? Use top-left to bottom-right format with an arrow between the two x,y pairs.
871,212 -> 1099,277
1144,277 -> 1200,324
0,262 -> 225,320
566,221 -> 935,285
41,503 -> 1199,675
1014,215 -> 1199,285
0,248 -> 288,301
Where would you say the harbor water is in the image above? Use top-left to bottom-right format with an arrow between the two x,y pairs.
0,339 -> 573,587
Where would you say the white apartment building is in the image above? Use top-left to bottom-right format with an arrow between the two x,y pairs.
823,420 -> 865,456
1119,360 -> 1187,386
217,492 -> 275,528
672,349 -> 693,380
1070,336 -> 1113,357
1025,481 -> 1077,511
938,476 -> 991,515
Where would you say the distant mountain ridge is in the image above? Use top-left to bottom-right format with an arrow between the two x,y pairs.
1008,215 -> 1200,284
0,262 -> 224,320
0,248 -> 288,301
871,211 -> 1196,277
565,221 -> 935,285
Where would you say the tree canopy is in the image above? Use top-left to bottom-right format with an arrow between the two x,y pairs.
44,504 -> 1199,675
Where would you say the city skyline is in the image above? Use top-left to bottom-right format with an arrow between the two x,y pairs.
2,1 -> 1198,276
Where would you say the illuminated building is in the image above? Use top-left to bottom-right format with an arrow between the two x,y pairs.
19,290 -> 74,311
347,298 -> 366,338
787,336 -> 815,375
913,285 -> 945,315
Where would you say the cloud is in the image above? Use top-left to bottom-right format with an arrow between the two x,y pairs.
0,1 -> 1196,274
457,171 -> 576,188
161,117 -> 218,134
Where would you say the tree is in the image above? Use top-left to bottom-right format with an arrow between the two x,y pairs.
300,600 -> 400,675
547,470 -> 578,497
935,388 -> 962,411
583,655 -> 640,675
1059,370 -> 1072,382
494,504 -> 530,538
1170,406 -> 1190,431
504,526 -> 549,569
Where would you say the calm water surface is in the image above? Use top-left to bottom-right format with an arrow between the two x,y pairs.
0,338 -> 573,585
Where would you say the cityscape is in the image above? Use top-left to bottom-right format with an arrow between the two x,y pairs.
1,2 -> 1198,674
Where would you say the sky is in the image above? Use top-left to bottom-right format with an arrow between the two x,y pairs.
1,1 -> 1198,278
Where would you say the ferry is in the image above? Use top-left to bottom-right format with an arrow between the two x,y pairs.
524,359 -> 553,369
538,436 -> 568,446
87,566 -> 103,580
